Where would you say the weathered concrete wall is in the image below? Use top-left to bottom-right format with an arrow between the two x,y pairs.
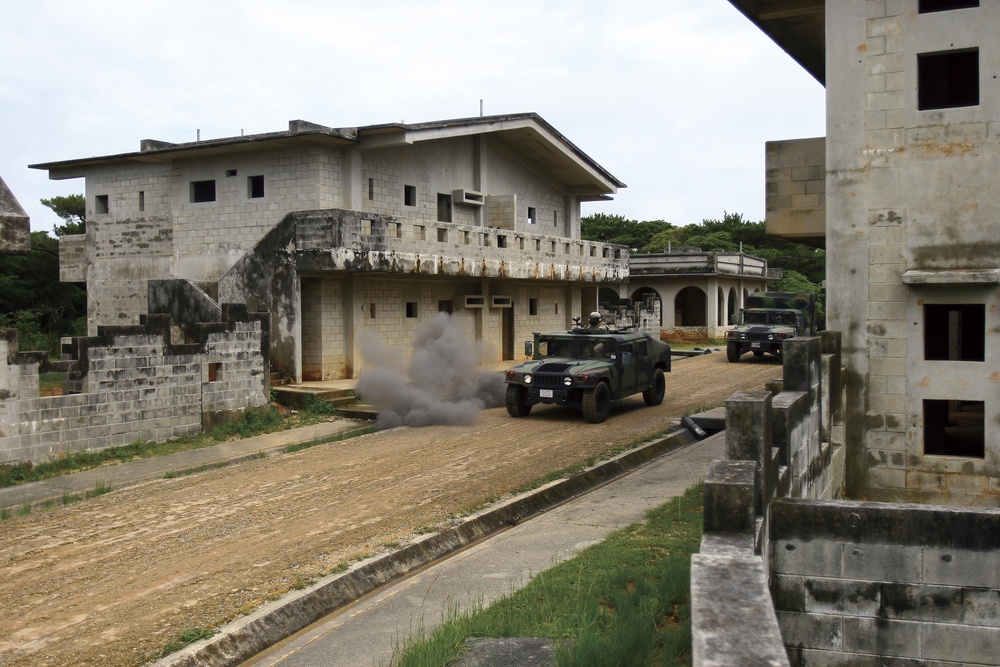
764,137 -> 825,246
0,176 -> 30,255
822,2 -> 1000,502
771,499 -> 1000,666
0,303 -> 268,465
219,208 -> 627,380
692,335 -> 845,666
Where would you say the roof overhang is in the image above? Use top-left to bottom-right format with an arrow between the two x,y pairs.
728,0 -> 825,85
29,114 -> 624,199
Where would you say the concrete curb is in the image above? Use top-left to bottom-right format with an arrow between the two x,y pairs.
154,426 -> 699,667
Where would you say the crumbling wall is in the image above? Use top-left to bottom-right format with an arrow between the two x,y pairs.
0,291 -> 268,465
0,176 -> 30,255
691,334 -> 845,666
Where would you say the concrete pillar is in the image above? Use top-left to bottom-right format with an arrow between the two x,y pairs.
343,149 -> 362,211
725,390 -> 773,517
343,273 -> 360,378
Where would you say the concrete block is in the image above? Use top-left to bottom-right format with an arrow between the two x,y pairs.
804,578 -> 880,617
773,538 -> 844,578
776,610 -> 842,651
771,574 -> 805,613
843,617 -> 920,658
923,548 -> 1000,589
880,582 -> 963,623
922,621 -> 1000,664
691,553 -> 789,666
843,543 -> 921,583
963,589 -> 1000,628
703,459 -> 756,534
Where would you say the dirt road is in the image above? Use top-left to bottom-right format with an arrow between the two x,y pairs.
0,352 -> 780,667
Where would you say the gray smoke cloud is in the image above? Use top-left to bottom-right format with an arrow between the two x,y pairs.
355,312 -> 507,429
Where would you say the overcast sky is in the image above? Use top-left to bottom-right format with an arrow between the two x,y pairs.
1,0 -> 825,235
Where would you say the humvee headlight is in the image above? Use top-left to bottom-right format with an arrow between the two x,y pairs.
563,376 -> 573,386
523,374 -> 532,384
767,334 -> 774,341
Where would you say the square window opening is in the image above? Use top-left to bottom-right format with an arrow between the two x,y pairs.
919,0 -> 978,12
248,175 -> 264,199
406,302 -> 418,318
924,398 -> 984,457
439,300 -> 453,314
924,303 -> 984,361
498,235 -> 507,248
918,49 -> 979,110
529,298 -> 538,316
437,228 -> 448,243
95,194 -> 109,215
404,184 -> 416,207
190,180 -> 216,203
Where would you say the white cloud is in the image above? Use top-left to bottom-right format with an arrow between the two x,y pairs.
0,0 -> 824,233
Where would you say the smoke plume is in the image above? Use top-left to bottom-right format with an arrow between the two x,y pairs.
355,312 -> 507,429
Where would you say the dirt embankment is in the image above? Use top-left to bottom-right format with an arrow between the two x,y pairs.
0,352 -> 781,667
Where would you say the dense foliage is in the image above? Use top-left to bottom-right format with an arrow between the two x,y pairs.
0,203 -> 87,355
581,211 -> 826,325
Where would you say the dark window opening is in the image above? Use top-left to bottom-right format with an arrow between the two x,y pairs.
528,207 -> 536,224
225,169 -> 238,177
404,184 -> 416,206
438,300 -> 453,314
248,175 -> 264,199
529,298 -> 538,316
368,178 -> 374,200
553,210 -> 558,227
191,180 -> 216,203
918,49 -> 979,110
925,303 -> 984,361
406,302 -> 418,318
437,193 -> 452,222
498,235 -> 507,248
924,399 -> 984,457
367,303 -> 376,319
919,0 -> 978,12
208,362 -> 221,383
138,191 -> 145,212
437,228 -> 448,243
95,194 -> 109,214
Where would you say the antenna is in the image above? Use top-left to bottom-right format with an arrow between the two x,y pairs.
480,99 -> 484,117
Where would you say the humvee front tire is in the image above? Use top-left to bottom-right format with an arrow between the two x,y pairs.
582,382 -> 611,423
727,343 -> 741,363
505,384 -> 532,417
642,368 -> 665,406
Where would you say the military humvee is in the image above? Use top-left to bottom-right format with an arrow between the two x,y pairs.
504,322 -> 672,423
724,292 -> 817,362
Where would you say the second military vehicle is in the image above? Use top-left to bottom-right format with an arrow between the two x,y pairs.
504,321 -> 672,424
724,291 -> 817,362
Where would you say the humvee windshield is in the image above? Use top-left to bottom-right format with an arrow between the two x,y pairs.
744,311 -> 769,324
538,336 -> 616,359
743,310 -> 799,326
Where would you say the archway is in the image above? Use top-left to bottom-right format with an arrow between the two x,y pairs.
675,286 -> 707,326
728,287 -> 738,325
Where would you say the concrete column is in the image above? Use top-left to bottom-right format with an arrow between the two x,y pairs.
343,149 -> 362,211
343,273 -> 360,378
725,390 -> 773,517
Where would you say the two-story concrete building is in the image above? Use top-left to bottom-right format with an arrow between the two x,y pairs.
31,114 -> 628,382
732,0 -> 1000,504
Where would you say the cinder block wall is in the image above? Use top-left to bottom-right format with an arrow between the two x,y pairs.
771,499 -> 1000,666
0,317 -> 268,465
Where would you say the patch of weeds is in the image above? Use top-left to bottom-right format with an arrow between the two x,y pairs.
382,541 -> 402,550
17,503 -> 31,517
291,576 -> 311,590
0,508 -> 10,521
163,470 -> 177,479
413,525 -> 437,536
158,626 -> 216,657
85,481 -> 112,499
41,499 -> 57,510
62,492 -> 82,505
303,395 -> 342,417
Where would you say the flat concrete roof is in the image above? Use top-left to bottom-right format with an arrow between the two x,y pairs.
728,0 -> 825,84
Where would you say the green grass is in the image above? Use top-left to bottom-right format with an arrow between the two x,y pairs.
392,483 -> 704,667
